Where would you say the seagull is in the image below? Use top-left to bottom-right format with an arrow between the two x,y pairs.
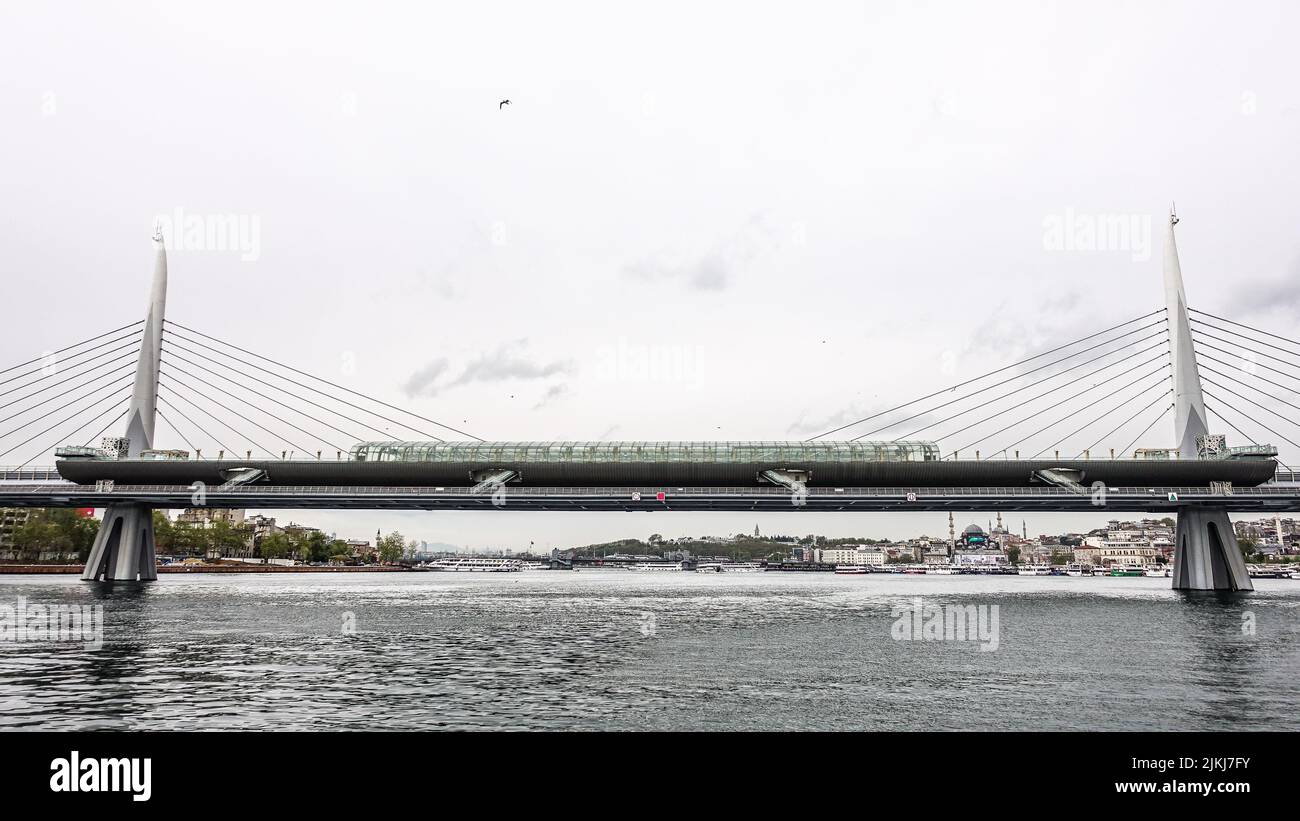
499,99 -> 510,109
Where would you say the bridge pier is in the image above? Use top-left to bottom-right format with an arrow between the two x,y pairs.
1172,507 -> 1252,592
82,504 -> 157,582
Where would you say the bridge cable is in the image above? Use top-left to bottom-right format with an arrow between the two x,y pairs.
0,336 -> 143,399
1031,383 -> 1173,459
1190,317 -> 1300,365
1188,328 -> 1300,376
0,352 -> 140,414
161,329 -> 446,443
0,386 -> 135,462
0,320 -> 143,379
82,405 -> 131,449
1116,403 -> 1174,457
1189,336 -> 1300,389
1198,363 -> 1300,418
165,321 -> 483,441
0,362 -> 139,426
846,323 -> 1170,442
159,363 -> 347,453
889,343 -> 1169,444
1195,350 -> 1300,400
156,394 -> 239,457
0,374 -> 135,442
956,366 -> 1169,459
159,370 -> 314,456
1188,308 -> 1300,353
1200,377 -> 1300,438
18,399 -> 133,470
1201,389 -> 1300,451
951,363 -> 1170,458
1202,402 -> 1259,446
0,330 -> 143,390
160,344 -> 375,443
155,408 -> 199,454
1078,396 -> 1175,458
805,310 -> 1167,440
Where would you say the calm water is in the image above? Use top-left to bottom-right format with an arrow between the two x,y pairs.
0,571 -> 1297,731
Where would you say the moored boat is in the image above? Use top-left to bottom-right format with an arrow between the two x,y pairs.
1108,564 -> 1145,577
421,557 -> 524,572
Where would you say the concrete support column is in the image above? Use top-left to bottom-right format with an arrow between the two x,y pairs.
82,504 -> 157,581
1172,507 -> 1252,591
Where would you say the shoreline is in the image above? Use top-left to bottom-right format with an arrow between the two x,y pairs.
0,564 -> 411,574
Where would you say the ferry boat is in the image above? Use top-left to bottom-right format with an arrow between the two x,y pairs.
1065,563 -> 1088,577
833,566 -> 869,575
1108,564 -> 1145,577
630,561 -> 686,571
698,561 -> 766,573
421,557 -> 524,572
926,566 -> 956,575
1246,565 -> 1292,579
1144,566 -> 1172,578
1017,565 -> 1051,576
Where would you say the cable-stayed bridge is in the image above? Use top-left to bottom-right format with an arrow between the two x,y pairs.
2,216 -> 1299,590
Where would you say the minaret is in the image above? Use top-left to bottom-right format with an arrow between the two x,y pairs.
1164,207 -> 1209,459
948,512 -> 955,554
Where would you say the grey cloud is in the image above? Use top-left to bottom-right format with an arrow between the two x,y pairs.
687,254 -> 728,291
403,340 -> 575,398
1227,256 -> 1300,319
402,358 -> 451,397
532,383 -> 570,410
621,212 -> 779,293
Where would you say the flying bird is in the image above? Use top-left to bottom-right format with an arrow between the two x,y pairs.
499,99 -> 510,109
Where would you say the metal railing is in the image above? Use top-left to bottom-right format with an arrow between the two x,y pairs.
4,483 -> 1300,499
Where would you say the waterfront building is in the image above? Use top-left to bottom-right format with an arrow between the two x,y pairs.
0,507 -> 32,555
952,548 -> 1007,567
1098,542 -> 1158,566
245,514 -> 280,554
815,545 -> 891,566
176,507 -> 246,527
1073,545 -> 1100,566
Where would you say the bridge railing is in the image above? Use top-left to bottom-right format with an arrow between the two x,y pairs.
0,466 -> 65,483
4,483 -> 1300,499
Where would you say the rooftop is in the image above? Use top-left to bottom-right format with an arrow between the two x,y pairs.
348,440 -> 941,464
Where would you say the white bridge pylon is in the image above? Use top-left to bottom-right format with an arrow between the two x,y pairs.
1163,210 -> 1250,592
82,231 -> 167,582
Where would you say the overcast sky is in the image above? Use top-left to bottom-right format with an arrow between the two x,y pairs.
2,1 -> 1298,548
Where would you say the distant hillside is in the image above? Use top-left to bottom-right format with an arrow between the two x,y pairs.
572,536 -> 797,561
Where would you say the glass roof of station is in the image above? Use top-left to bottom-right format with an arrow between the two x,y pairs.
350,441 -> 941,463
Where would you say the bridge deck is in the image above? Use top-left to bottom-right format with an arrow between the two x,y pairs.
2,483 -> 1299,512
